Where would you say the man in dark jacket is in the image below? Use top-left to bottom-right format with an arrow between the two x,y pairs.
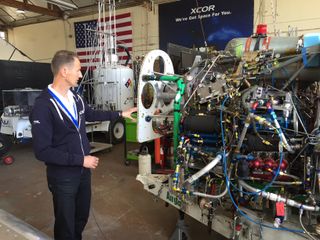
30,50 -> 136,240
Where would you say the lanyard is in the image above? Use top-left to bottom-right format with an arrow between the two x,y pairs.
48,89 -> 79,129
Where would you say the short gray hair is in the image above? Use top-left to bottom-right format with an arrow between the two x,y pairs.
51,50 -> 78,76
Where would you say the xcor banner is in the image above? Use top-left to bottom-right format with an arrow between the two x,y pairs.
159,0 -> 254,50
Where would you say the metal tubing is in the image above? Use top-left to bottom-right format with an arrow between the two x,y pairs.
185,154 -> 222,184
239,180 -> 320,211
192,188 -> 228,199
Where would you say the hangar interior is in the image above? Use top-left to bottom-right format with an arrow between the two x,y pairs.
1,0 -> 320,240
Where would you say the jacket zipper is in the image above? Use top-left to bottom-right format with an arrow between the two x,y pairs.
77,106 -> 85,174
78,123 -> 85,155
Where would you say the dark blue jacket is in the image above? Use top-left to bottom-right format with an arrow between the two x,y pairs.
30,88 -> 119,178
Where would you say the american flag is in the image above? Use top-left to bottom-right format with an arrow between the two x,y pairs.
74,12 -> 133,69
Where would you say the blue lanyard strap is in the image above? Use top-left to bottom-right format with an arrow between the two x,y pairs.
48,89 -> 79,128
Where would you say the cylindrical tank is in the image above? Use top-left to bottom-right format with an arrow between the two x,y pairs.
225,36 -> 320,83
225,36 -> 299,57
93,65 -> 134,111
138,147 -> 151,175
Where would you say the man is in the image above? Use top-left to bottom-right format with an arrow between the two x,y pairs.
30,50 -> 136,240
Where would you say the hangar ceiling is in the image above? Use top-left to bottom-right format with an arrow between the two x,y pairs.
0,0 -> 174,29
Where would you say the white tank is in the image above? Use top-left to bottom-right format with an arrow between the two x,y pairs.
138,147 -> 151,175
93,65 -> 134,111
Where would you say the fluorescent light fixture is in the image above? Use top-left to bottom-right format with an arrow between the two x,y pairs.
16,9 -> 25,14
44,0 -> 78,10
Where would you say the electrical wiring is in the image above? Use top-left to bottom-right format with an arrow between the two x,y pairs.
220,95 -> 305,234
220,96 -> 285,196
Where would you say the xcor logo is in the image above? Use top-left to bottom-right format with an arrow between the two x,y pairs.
190,5 -> 215,14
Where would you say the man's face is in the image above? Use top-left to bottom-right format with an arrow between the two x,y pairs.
65,57 -> 83,87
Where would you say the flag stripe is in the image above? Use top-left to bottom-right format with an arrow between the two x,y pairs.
80,60 -> 130,68
117,30 -> 132,37
115,21 -> 132,28
76,43 -> 133,54
98,17 -> 132,27
78,51 -> 130,59
77,48 -> 133,58
98,25 -> 132,32
79,55 -> 130,63
98,12 -> 130,22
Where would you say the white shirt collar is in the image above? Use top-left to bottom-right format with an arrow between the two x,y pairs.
48,84 -> 77,119
48,84 -> 74,103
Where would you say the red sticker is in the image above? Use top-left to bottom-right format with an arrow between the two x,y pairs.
276,202 -> 285,217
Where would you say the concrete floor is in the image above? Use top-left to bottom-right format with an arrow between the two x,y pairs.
0,141 -> 227,240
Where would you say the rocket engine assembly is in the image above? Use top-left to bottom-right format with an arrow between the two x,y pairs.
137,32 -> 320,240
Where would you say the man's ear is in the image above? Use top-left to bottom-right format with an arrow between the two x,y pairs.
60,66 -> 68,78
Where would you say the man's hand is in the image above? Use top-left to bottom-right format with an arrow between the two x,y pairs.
122,107 -> 137,121
83,155 -> 99,169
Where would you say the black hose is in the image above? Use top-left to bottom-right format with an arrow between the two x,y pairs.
118,44 -> 131,66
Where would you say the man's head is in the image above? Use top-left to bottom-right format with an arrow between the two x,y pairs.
51,50 -> 83,87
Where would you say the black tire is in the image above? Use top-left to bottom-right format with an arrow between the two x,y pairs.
109,118 -> 125,145
0,134 -> 12,157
